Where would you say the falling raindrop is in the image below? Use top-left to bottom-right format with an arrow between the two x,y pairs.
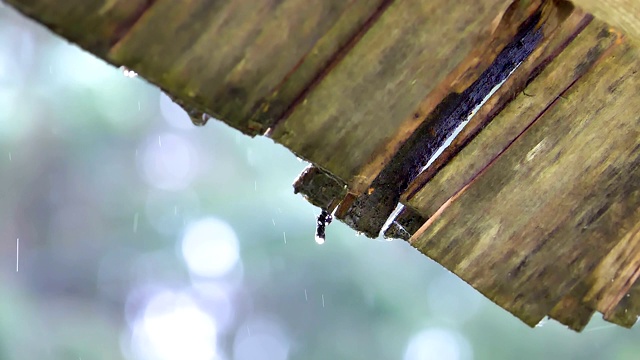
283,232 -> 287,244
133,213 -> 139,233
315,210 -> 332,245
15,238 -> 19,272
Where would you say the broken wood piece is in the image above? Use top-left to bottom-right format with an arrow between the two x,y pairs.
273,0 -> 544,194
293,165 -> 346,210
409,35 -> 640,326
404,18 -> 619,219
337,9 -> 544,237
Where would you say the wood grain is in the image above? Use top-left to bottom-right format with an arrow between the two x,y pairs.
108,0 -> 383,135
605,278 -> 640,327
409,37 -> 640,326
584,219 -> 640,315
272,0 -> 542,193
405,19 -> 620,219
548,282 -> 594,331
402,5 -> 589,202
572,0 -> 640,43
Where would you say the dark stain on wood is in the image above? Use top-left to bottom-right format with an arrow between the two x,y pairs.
338,12 -> 543,237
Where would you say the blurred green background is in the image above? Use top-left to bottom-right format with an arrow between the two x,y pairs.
0,4 -> 638,360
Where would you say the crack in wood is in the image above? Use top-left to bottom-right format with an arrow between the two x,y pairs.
337,11 -> 544,237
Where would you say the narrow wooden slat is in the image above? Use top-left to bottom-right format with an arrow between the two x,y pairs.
4,0 -> 150,56
272,0 -> 543,194
109,0 -> 384,135
584,219 -> 640,315
605,279 -> 640,328
548,282 -> 595,332
548,189 -> 640,330
405,19 -> 620,219
409,37 -> 640,326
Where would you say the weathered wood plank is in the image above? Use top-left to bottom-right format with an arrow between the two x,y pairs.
409,37 -> 640,326
4,0 -> 150,56
584,218 -> 640,316
404,18 -> 619,219
108,0 -> 385,135
548,209 -> 640,330
272,0 -> 543,194
336,12 -> 543,237
572,0 -> 640,43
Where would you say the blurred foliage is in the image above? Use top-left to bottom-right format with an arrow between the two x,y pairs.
0,4 -> 638,360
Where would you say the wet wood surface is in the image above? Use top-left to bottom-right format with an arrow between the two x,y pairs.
409,35 -> 640,326
404,18 -> 619,219
273,0 -> 543,194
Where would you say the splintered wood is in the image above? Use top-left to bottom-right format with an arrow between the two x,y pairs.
6,0 -> 640,330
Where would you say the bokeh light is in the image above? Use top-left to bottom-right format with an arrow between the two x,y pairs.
141,132 -> 197,190
404,328 -> 473,360
234,316 -> 290,360
181,218 -> 240,278
129,290 -> 217,360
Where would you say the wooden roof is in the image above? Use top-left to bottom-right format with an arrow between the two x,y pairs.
8,0 -> 640,331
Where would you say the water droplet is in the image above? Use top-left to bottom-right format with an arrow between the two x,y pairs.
120,66 -> 138,78
315,210 -> 332,244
